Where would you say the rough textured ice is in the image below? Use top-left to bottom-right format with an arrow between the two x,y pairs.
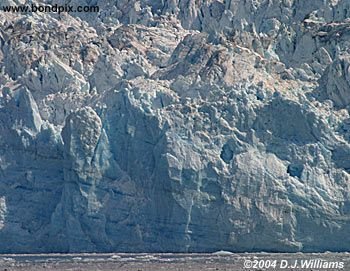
0,0 -> 350,253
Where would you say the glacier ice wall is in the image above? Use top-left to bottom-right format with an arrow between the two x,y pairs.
0,0 -> 350,253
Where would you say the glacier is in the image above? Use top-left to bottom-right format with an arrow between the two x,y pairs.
0,0 -> 350,253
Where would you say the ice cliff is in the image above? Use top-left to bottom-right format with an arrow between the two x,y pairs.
0,0 -> 350,253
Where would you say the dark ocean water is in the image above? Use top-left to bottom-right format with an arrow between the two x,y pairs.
0,252 -> 349,270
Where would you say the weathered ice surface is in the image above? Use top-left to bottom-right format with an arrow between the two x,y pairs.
0,0 -> 350,253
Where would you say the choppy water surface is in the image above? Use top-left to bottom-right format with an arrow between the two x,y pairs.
0,252 -> 349,271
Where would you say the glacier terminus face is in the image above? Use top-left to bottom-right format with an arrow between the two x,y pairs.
0,0 -> 350,253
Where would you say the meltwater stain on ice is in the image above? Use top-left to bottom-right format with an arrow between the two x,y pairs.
0,197 -> 6,230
